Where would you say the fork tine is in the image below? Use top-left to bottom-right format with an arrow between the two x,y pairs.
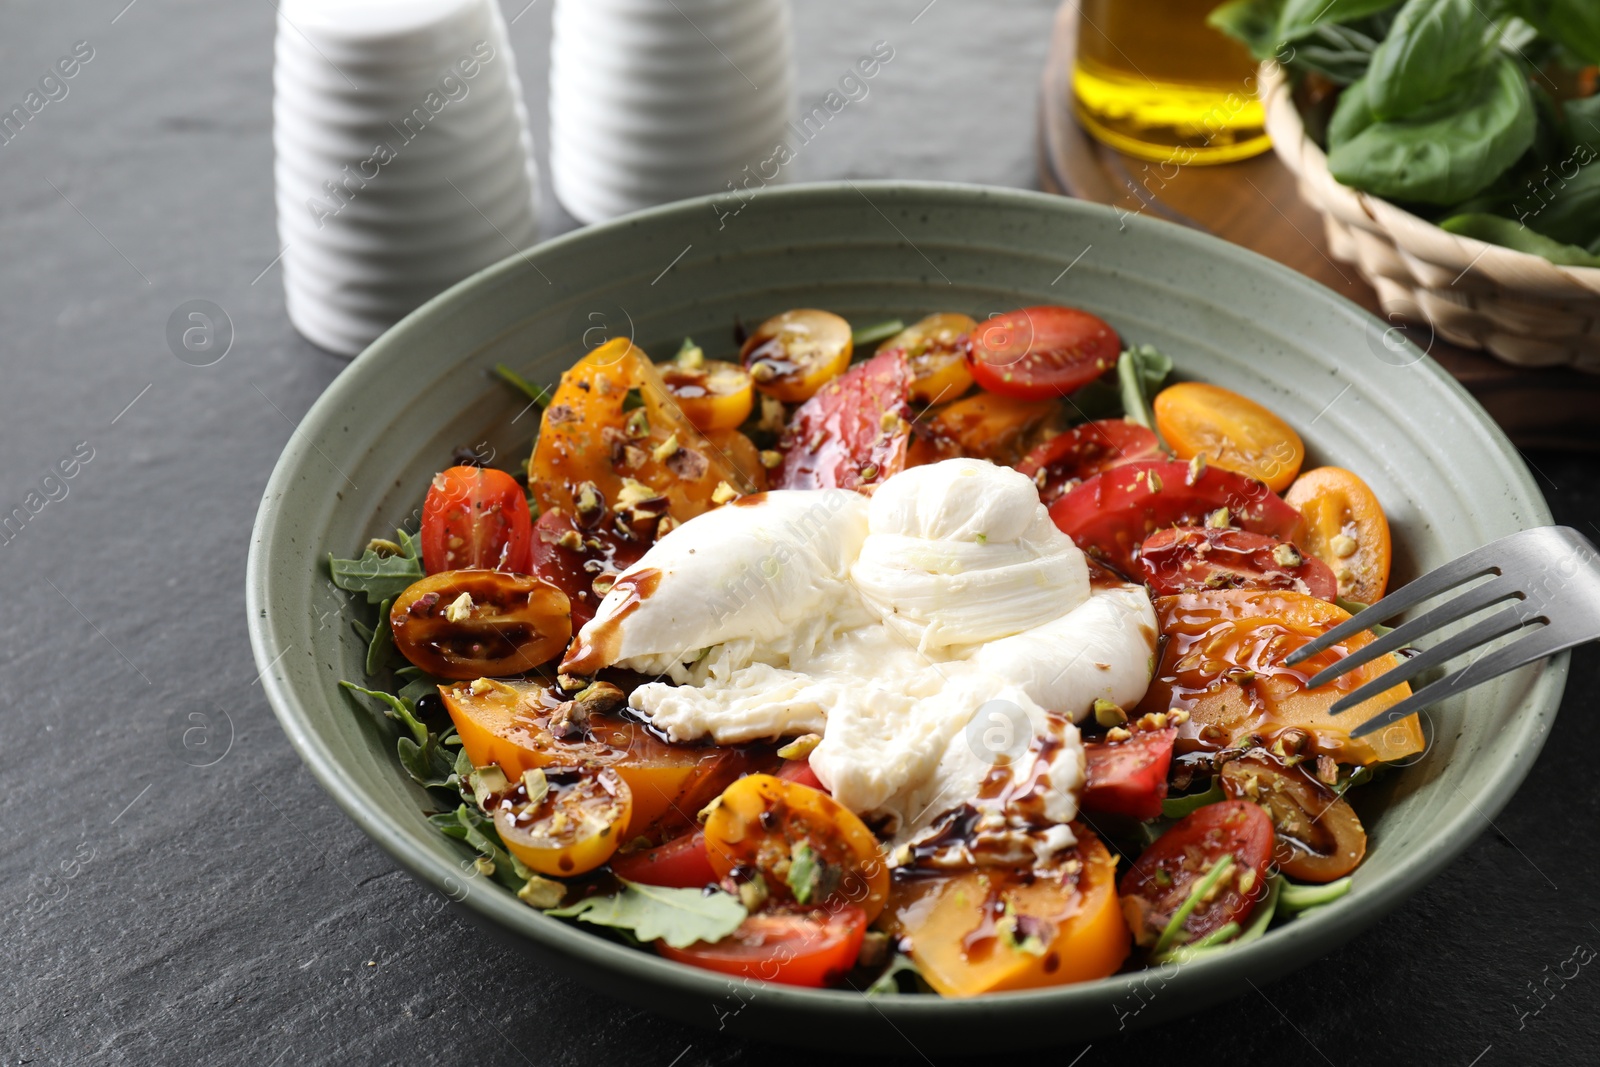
1301,575 -> 1521,689
1284,548 -> 1504,666
1326,604 -> 1535,714
1348,624 -> 1572,738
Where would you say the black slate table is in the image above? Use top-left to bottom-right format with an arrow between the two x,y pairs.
4,2 -> 1597,1064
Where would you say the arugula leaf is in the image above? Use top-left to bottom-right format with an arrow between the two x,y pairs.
493,363 -> 554,408
339,680 -> 427,746
434,804 -> 532,892
850,319 -> 906,347
1365,0 -> 1498,121
329,529 -> 423,606
787,842 -> 821,904
1277,0 -> 1400,42
365,598 -> 396,675
1439,212 -> 1600,266
1327,56 -> 1536,204
546,880 -> 747,948
1160,779 -> 1225,819
1116,344 -> 1173,439
397,729 -> 457,791
397,671 -> 445,708
865,953 -> 929,995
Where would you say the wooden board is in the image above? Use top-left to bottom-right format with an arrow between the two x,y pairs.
1037,0 -> 1600,451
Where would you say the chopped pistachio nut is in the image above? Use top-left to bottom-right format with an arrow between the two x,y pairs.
1330,533 -> 1359,558
777,733 -> 822,760
522,767 -> 550,808
1105,726 -> 1132,743
365,537 -> 404,557
1137,711 -> 1170,730
468,677 -> 495,697
1092,698 -> 1127,728
473,856 -> 496,878
975,532 -> 988,544
657,515 -> 679,536
1147,471 -> 1164,493
675,338 -> 705,369
470,765 -> 509,808
1207,507 -> 1231,529
651,433 -> 680,463
592,574 -> 617,596
1167,708 -> 1191,726
1272,542 -> 1303,568
556,672 -> 588,692
857,930 -> 890,970
759,449 -> 783,469
749,360 -> 778,384
1186,454 -> 1207,485
696,795 -> 722,823
574,681 -> 626,715
759,395 -> 786,433
737,877 -> 769,912
575,481 -> 604,517
445,591 -> 475,622
1316,754 -> 1339,785
625,407 -> 650,439
860,463 -> 879,482
1236,867 -> 1258,897
879,409 -> 902,432
711,481 -> 740,505
517,875 -> 567,909
555,528 -> 583,551
615,477 -> 657,510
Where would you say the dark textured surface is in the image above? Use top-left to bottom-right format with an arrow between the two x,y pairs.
2,2 -> 1596,1064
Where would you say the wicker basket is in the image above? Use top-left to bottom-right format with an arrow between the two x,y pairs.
1260,62 -> 1600,372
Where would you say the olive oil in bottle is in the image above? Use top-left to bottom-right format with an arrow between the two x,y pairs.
1073,0 -> 1270,164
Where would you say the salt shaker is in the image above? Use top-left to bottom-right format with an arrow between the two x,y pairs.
273,0 -> 539,355
548,0 -> 795,224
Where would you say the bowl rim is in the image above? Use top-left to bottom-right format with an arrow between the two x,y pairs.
247,179 -> 1563,1023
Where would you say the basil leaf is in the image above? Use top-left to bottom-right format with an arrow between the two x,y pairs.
1365,0 -> 1498,120
1513,0 -> 1600,65
1208,0 -> 1288,59
1522,154 -> 1600,249
1327,56 -> 1536,204
1278,0 -> 1400,41
1439,212 -> 1600,265
329,529 -> 423,606
546,880 -> 747,949
1294,20 -> 1387,83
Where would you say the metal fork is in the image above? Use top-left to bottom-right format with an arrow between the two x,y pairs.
1283,526 -> 1600,738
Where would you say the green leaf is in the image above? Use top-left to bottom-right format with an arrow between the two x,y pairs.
1116,344 -> 1173,439
397,730 -> 456,791
1293,20 -> 1387,84
851,319 -> 906,347
1327,56 -> 1536,204
339,680 -> 427,746
1209,0 -> 1289,60
1154,875 -> 1282,963
1153,854 -> 1235,956
397,672 -> 445,707
1278,875 -> 1354,914
1522,159 -> 1600,250
493,363 -> 554,409
546,879 -> 747,949
865,952 -> 928,995
1335,596 -> 1397,636
1278,0 -> 1400,42
1439,212 -> 1600,265
440,804 -> 531,892
365,598 -> 396,676
1365,0 -> 1498,120
1161,779 -> 1225,819
787,841 -> 821,904
1563,95 -> 1600,152
1513,0 -> 1600,65
329,529 -> 424,606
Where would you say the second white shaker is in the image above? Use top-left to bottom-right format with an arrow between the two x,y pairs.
549,0 -> 795,224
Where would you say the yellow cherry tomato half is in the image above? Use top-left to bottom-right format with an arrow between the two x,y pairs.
656,359 -> 755,432
1154,381 -> 1305,493
740,309 -> 853,403
490,763 -> 632,876
1285,466 -> 1392,604
878,312 -> 977,404
703,774 -> 889,922
390,570 -> 570,680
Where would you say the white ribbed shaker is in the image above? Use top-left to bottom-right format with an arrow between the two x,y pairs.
273,0 -> 539,355
549,0 -> 795,224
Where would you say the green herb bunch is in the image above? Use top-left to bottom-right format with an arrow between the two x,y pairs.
1212,0 -> 1600,266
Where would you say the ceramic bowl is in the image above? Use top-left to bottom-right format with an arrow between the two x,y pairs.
247,182 -> 1563,1054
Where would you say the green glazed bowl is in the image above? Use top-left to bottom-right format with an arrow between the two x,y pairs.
247,182 -> 1562,1054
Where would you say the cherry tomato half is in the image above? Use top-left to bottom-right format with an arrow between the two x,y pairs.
1048,459 -> 1304,578
420,465 -> 534,574
658,905 -> 867,988
657,359 -> 755,432
1016,419 -> 1162,503
528,507 -> 651,631
609,829 -> 719,889
703,774 -> 889,921
489,762 -> 632,876
878,312 -> 976,404
774,349 -> 913,493
741,309 -> 854,403
1081,727 -> 1176,821
390,570 -> 570,679
1154,382 -> 1305,493
1284,466 -> 1392,604
1119,800 -> 1275,949
909,392 -> 1061,468
1219,752 -> 1367,883
775,758 -> 827,792
965,305 -> 1121,400
1139,526 -> 1337,600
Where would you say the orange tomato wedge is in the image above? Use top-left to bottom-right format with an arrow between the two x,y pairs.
909,392 -> 1060,467
882,830 -> 1128,997
1138,589 -> 1424,764
1154,382 -> 1305,493
1285,466 -> 1392,604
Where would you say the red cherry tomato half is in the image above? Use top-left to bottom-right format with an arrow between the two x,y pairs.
658,905 -> 867,988
775,349 -> 913,493
965,306 -> 1121,400
1016,419 -> 1162,503
420,466 -> 534,574
608,830 -> 719,889
1081,727 -> 1176,821
527,508 -> 651,630
1120,800 -> 1275,949
775,758 -> 827,792
1140,526 -> 1337,600
1048,459 -> 1303,579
